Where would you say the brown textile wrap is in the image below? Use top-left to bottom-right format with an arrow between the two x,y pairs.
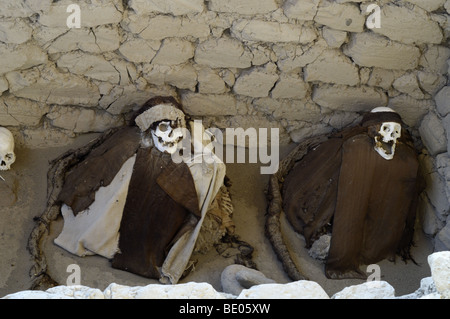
57,126 -> 142,215
281,122 -> 421,279
111,147 -> 200,279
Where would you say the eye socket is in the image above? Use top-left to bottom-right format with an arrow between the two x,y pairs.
5,153 -> 14,161
158,122 -> 170,132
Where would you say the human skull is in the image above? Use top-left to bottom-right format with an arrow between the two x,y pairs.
374,121 -> 401,160
0,127 -> 16,170
151,120 -> 184,154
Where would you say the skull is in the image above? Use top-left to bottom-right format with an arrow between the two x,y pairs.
0,127 -> 16,170
374,121 -> 401,160
151,119 -> 184,154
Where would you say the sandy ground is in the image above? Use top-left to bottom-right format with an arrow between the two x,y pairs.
0,136 -> 435,298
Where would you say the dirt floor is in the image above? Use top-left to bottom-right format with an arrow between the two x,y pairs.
0,135 -> 435,298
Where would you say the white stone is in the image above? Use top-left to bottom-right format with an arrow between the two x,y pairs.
428,251 -> 450,298
45,286 -> 104,299
332,281 -> 395,299
304,49 -> 359,86
233,67 -> 279,98
180,92 -> 237,116
197,68 -> 227,94
312,84 -> 387,112
209,0 -> 277,14
373,4 -> 443,44
152,38 -> 195,66
0,19 -> 32,44
231,19 -> 316,44
195,37 -> 252,69
9,66 -> 100,107
419,112 -> 447,156
283,0 -> 320,20
435,86 -> 450,117
404,0 -> 446,12
271,74 -> 309,99
0,0 -> 51,18
103,282 -> 226,299
142,64 -> 197,91
138,15 -> 210,41
39,0 -> 123,28
435,222 -> 450,251
420,45 -> 450,74
367,68 -> 396,90
387,94 -> 432,127
47,26 -> 120,54
417,72 -> 447,96
343,33 -> 421,70
314,0 -> 365,32
0,43 -> 47,75
237,280 -> 329,299
392,73 -> 426,100
129,0 -> 204,16
0,94 -> 49,126
47,106 -> 123,133
57,52 -> 120,83
322,28 -> 347,48
275,39 -> 327,72
119,38 -> 160,63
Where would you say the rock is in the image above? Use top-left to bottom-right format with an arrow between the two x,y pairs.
231,19 -> 316,44
304,49 -> 359,86
283,0 -> 320,21
129,0 -> 204,16
387,94 -> 432,127
332,281 -> 396,299
253,97 -> 322,122
372,4 -> 443,44
343,33 -> 421,70
195,37 -> 252,69
322,28 -> 347,48
419,112 -> 447,156
392,73 -> 426,100
103,282 -> 227,299
404,0 -> 446,13
152,38 -> 195,66
435,86 -> 450,117
233,66 -> 279,98
271,74 -> 309,99
428,251 -> 450,298
0,77 -> 7,95
38,0 -> 123,28
119,38 -> 161,63
237,280 -> 329,299
435,221 -> 450,251
180,92 -> 237,116
0,94 -> 49,126
420,45 -> 450,74
367,68 -> 396,90
308,234 -> 331,260
221,264 -> 275,296
197,68 -> 227,94
208,0 -> 277,14
0,43 -> 47,75
397,277 -> 437,299
142,63 -> 198,91
417,72 -> 447,96
314,0 -> 365,32
0,19 -> 32,44
312,84 -> 387,112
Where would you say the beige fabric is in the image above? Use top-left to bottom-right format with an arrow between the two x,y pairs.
134,103 -> 186,132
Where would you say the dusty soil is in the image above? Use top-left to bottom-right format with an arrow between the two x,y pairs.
0,136 -> 434,298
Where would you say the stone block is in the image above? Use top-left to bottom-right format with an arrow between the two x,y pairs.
231,19 -> 316,44
275,39 -> 327,72
237,280 -> 329,299
233,67 -> 279,98
373,4 -> 443,44
435,86 -> 450,117
322,28 -> 347,48
180,92 -> 237,116
283,0 -> 320,20
209,0 -> 277,14
38,0 -> 123,28
0,0 -> 51,18
304,49 -> 359,86
197,68 -> 227,94
404,0 -> 446,12
47,26 -> 120,54
0,43 -> 47,75
142,64 -> 197,91
428,251 -> 450,298
151,38 -> 195,66
367,68 -> 395,90
129,0 -> 204,16
0,19 -> 32,44
138,15 -> 210,41
195,37 -> 252,69
0,77 -> 8,95
387,94 -> 432,127
253,97 -> 321,122
314,0 -> 365,32
119,39 -> 160,63
271,74 -> 309,99
0,94 -> 49,126
343,33 -> 420,70
419,45 -> 450,74
332,281 -> 395,299
312,84 -> 387,112
419,112 -> 447,156
417,72 -> 447,96
392,73 -> 426,100
57,52 -> 120,83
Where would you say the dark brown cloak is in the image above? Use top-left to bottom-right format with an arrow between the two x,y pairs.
57,126 -> 201,279
282,124 -> 420,279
